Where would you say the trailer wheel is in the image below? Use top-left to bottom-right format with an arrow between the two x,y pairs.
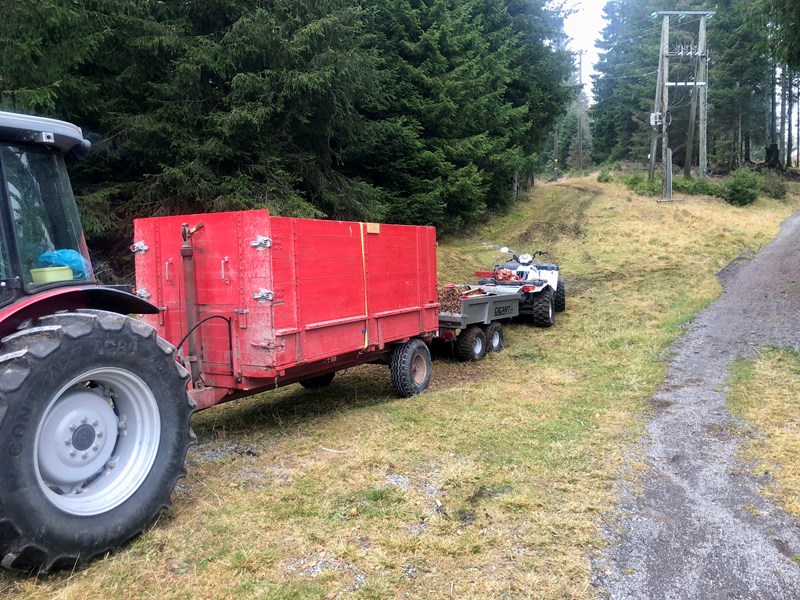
532,290 -> 555,327
299,372 -> 336,389
455,326 -> 487,361
554,280 -> 566,312
0,310 -> 193,573
483,323 -> 504,353
390,339 -> 431,397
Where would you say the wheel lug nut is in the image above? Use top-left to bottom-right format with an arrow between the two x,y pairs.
97,432 -> 104,438
93,445 -> 99,451
81,452 -> 88,459
64,438 -> 72,445
69,424 -> 77,432
92,420 -> 98,426
81,417 -> 88,424
70,450 -> 76,457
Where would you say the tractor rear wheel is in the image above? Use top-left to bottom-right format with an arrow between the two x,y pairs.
0,310 -> 193,573
483,322 -> 504,352
455,326 -> 487,361
554,280 -> 566,312
532,290 -> 556,327
390,339 -> 431,397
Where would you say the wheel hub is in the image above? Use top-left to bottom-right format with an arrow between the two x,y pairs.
38,388 -> 119,487
71,423 -> 96,451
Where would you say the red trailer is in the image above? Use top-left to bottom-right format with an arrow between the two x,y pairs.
133,210 -> 439,409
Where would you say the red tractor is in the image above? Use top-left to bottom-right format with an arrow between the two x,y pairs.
0,111 -> 438,572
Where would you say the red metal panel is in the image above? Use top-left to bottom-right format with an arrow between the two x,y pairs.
134,211 -> 439,396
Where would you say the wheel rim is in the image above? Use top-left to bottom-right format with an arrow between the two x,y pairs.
473,336 -> 484,357
35,367 -> 161,516
411,353 -> 427,385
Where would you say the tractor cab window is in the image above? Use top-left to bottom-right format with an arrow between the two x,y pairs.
1,144 -> 92,288
0,220 -> 13,306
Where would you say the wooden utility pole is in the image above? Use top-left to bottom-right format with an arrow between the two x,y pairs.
648,15 -> 668,181
578,50 -> 584,171
661,20 -> 670,199
651,11 -> 714,193
698,14 -> 709,179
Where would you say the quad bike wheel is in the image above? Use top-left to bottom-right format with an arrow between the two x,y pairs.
0,310 -> 193,573
455,326 -> 487,361
554,280 -> 566,312
390,339 -> 432,397
531,290 -> 556,327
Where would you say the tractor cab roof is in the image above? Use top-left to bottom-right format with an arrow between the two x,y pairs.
0,110 -> 90,156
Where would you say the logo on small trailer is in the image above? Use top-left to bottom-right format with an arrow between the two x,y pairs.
494,305 -> 513,316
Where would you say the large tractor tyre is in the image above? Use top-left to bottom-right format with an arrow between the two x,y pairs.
554,280 -> 566,312
299,372 -> 336,389
390,339 -> 432,397
0,310 -> 193,573
483,322 -> 504,353
531,290 -> 556,328
455,326 -> 487,362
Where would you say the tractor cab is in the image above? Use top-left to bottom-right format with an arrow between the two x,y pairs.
0,111 -> 94,307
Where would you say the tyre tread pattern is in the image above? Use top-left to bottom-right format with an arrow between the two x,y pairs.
455,326 -> 487,361
390,339 -> 431,397
532,290 -> 555,327
0,310 -> 194,573
554,280 -> 566,312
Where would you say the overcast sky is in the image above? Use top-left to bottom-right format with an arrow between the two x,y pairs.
563,0 -> 608,94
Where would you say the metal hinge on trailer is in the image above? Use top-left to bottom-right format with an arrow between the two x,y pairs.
135,288 -> 152,299
249,235 -> 272,251
252,289 -> 274,303
130,241 -> 149,254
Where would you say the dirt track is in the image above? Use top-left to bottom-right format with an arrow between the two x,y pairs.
592,212 -> 800,599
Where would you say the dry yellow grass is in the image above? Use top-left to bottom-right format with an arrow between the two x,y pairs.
728,349 -> 800,519
3,173 -> 799,599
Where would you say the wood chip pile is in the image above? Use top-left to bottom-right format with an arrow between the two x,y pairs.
438,284 -> 471,314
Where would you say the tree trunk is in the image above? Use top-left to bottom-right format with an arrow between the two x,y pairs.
780,67 -> 787,166
737,106 -> 743,168
745,131 -> 751,162
788,72 -> 794,169
771,63 -> 777,145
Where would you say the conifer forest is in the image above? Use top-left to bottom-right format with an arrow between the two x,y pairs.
0,1 -> 797,278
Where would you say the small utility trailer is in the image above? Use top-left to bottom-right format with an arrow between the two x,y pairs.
437,284 -> 520,361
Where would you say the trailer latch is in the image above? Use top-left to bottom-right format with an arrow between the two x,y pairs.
135,287 -> 152,299
252,289 -> 274,303
130,241 -> 149,254
249,236 -> 272,251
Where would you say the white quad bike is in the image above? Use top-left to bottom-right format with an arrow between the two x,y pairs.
475,247 -> 565,327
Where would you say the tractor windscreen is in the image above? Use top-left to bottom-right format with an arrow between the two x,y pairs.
1,144 -> 92,288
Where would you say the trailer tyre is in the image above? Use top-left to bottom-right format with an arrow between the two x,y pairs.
532,290 -> 556,327
299,372 -> 336,389
0,310 -> 193,573
554,280 -> 566,312
390,339 -> 432,397
455,326 -> 487,361
483,322 -> 504,353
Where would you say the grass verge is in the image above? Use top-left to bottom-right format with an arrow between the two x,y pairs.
3,175 -> 800,599
728,349 -> 800,518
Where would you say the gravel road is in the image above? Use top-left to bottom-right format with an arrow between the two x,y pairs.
592,212 -> 800,599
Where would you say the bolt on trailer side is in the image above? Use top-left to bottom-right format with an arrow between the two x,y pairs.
133,210 -> 440,408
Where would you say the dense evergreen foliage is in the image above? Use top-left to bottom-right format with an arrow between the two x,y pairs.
0,0 -> 572,273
